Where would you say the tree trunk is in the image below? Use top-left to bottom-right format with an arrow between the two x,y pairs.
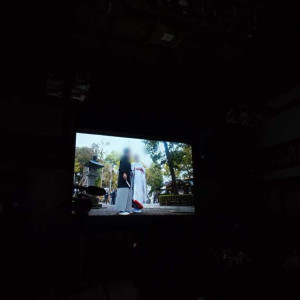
163,141 -> 178,194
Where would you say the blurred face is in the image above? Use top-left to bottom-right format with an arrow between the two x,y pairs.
134,154 -> 139,162
124,149 -> 131,160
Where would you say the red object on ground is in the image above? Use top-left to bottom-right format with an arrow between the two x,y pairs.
133,200 -> 143,209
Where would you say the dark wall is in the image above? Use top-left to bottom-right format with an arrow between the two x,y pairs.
0,98 -> 71,216
254,104 -> 300,217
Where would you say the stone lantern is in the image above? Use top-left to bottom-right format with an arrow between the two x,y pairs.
80,156 -> 104,208
82,156 -> 104,187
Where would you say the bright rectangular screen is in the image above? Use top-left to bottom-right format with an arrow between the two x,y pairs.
75,133 -> 195,215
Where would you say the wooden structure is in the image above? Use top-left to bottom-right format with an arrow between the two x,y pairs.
160,178 -> 194,195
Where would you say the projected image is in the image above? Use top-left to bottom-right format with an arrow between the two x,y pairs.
74,133 -> 194,216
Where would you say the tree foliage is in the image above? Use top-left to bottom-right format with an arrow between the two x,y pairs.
143,140 -> 193,181
178,144 -> 193,178
92,142 -> 109,162
105,151 -> 121,167
75,146 -> 95,173
143,140 -> 164,164
75,143 -> 122,190
146,162 -> 163,196
162,143 -> 193,179
75,142 -> 110,174
96,151 -> 121,190
74,157 -> 81,174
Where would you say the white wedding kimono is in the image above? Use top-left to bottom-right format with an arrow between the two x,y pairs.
132,162 -> 147,206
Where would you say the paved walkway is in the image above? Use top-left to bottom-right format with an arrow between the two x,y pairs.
89,203 -> 195,216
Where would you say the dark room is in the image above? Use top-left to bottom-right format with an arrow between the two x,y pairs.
1,1 -> 300,299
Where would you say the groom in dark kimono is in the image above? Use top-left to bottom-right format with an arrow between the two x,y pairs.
115,148 -> 132,215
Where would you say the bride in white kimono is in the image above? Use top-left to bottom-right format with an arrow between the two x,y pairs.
131,155 -> 147,213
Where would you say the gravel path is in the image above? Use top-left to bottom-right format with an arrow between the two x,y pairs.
89,203 -> 195,216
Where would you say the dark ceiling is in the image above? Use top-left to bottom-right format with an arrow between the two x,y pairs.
5,0 -> 300,110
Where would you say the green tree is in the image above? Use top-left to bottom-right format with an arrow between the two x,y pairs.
105,151 -> 121,167
74,157 -> 81,173
95,151 -> 121,190
162,144 -> 193,179
143,140 -> 178,192
163,141 -> 178,194
146,162 -> 163,196
143,140 -> 193,194
75,142 -> 110,187
105,151 -> 121,191
178,144 -> 193,178
75,146 -> 95,174
92,141 -> 109,163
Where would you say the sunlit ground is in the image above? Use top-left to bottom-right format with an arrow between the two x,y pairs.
89,203 -> 195,216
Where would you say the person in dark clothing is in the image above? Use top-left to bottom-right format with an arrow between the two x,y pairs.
117,150 -> 132,188
110,189 -> 117,205
115,148 -> 132,215
104,191 -> 109,204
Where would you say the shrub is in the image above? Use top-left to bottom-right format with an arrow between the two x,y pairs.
158,194 -> 194,206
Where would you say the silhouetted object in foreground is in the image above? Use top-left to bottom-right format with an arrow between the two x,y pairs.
73,185 -> 106,214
